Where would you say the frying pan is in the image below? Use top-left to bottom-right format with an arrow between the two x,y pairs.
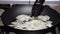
1,4 -> 60,34
1,0 -> 60,34
1,4 -> 60,26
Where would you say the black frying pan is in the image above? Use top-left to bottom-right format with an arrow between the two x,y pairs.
1,4 -> 60,26
1,4 -> 60,34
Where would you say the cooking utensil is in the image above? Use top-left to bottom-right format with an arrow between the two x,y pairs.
32,0 -> 45,17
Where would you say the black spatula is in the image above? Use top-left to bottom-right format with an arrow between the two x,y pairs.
31,0 -> 45,17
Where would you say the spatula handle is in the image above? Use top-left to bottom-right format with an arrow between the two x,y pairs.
35,0 -> 45,4
31,0 -> 45,17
